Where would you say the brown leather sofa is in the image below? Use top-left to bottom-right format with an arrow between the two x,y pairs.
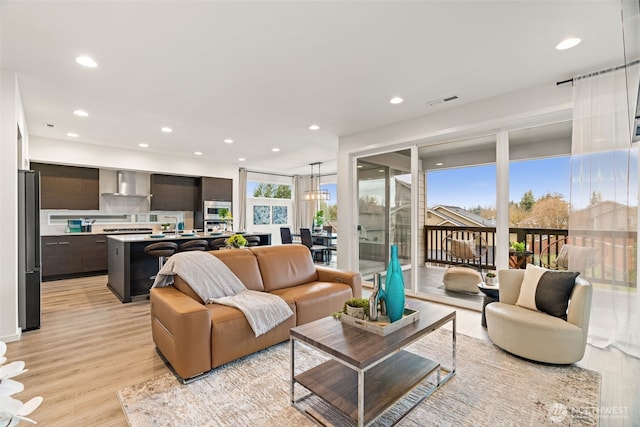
150,244 -> 362,381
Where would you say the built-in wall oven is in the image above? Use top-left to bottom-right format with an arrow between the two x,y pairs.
204,200 -> 232,220
203,200 -> 232,232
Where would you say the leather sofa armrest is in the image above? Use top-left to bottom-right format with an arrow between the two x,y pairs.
315,266 -> 362,298
150,286 -> 212,380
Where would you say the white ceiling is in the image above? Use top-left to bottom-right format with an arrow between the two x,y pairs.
0,1 -> 630,175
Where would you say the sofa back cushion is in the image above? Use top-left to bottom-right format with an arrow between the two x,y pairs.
211,249 -> 265,291
250,245 -> 318,292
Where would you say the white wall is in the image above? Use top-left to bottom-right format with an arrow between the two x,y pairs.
336,82 -> 573,271
1,69 -> 28,342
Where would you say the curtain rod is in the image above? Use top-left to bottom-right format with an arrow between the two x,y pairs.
245,169 -> 294,178
556,59 -> 640,86
244,169 -> 337,178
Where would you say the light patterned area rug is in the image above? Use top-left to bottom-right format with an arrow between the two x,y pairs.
118,330 -> 600,426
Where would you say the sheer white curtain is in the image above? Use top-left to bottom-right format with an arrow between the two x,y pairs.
570,63 -> 640,357
293,175 -> 312,232
238,168 -> 247,231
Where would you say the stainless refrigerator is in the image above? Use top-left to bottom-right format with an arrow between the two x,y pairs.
18,170 -> 41,331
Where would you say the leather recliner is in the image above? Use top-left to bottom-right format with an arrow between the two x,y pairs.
150,244 -> 361,381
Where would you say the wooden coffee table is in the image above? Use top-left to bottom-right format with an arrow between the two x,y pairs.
290,301 -> 455,426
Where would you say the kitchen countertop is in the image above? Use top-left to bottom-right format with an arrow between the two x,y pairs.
42,231 -> 155,236
107,232 -> 259,242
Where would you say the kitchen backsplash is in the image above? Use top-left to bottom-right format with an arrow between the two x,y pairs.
40,210 -> 194,235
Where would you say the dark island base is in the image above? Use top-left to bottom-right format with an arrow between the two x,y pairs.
107,233 -> 271,303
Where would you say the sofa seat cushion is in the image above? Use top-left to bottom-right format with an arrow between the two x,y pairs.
207,301 -> 296,368
270,281 -> 353,325
250,245 -> 318,292
485,302 -> 585,364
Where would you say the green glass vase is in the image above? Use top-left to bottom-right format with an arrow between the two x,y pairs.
385,245 -> 405,322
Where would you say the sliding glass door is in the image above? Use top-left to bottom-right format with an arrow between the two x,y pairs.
356,152 -> 412,280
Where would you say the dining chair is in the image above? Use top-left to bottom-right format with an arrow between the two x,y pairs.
280,227 -> 293,244
300,228 -> 329,265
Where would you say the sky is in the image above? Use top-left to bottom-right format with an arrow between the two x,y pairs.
427,157 -> 571,209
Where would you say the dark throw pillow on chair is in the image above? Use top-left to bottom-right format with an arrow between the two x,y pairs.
516,264 -> 579,320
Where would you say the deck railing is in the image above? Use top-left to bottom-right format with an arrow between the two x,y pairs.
424,225 -> 636,286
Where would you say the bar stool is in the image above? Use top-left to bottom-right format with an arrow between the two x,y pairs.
245,235 -> 260,247
144,241 -> 178,279
179,239 -> 209,252
209,237 -> 228,250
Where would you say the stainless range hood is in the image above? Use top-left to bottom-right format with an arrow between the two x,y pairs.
101,170 -> 150,197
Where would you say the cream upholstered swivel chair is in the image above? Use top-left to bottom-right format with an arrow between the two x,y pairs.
485,267 -> 592,364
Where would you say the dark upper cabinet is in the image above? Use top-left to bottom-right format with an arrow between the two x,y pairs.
150,174 -> 199,211
32,162 -> 99,210
200,177 -> 232,202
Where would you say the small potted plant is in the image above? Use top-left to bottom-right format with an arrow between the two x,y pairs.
343,297 -> 370,320
485,271 -> 498,285
313,210 -> 324,233
226,233 -> 247,249
511,241 -> 526,252
160,223 -> 170,231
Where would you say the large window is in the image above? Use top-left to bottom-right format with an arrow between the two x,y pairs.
246,172 -> 294,243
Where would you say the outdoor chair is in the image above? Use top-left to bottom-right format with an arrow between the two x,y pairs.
539,237 -> 604,275
442,230 -> 488,265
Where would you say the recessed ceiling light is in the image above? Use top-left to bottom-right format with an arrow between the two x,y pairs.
556,37 -> 581,50
378,169 -> 384,173
238,158 -> 246,162
309,124 -> 320,130
138,143 -> 149,148
73,109 -> 89,117
161,127 -> 173,133
224,139 -> 234,144
272,148 -> 280,152
67,132 -> 79,138
390,96 -> 404,104
194,151 -> 203,155
75,56 -> 98,68
435,162 -> 444,166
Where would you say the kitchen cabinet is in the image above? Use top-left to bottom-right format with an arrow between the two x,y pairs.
41,236 -> 83,277
81,235 -> 108,272
150,174 -> 199,211
41,234 -> 108,279
32,163 -> 99,210
200,177 -> 232,202
194,177 -> 233,230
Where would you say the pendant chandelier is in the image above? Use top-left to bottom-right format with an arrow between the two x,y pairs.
304,162 -> 330,201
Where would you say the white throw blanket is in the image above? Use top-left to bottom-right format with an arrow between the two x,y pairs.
152,251 -> 292,337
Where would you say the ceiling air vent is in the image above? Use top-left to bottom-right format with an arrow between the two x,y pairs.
426,95 -> 459,107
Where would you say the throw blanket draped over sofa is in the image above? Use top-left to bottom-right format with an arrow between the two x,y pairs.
152,251 -> 293,337
150,244 -> 362,381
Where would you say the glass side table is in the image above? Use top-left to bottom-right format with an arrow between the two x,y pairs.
477,283 -> 499,327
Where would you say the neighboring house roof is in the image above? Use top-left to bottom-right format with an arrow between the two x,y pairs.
428,205 -> 496,227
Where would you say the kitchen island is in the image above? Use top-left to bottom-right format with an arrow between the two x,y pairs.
107,232 -> 271,302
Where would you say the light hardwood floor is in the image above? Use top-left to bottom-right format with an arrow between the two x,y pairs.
5,275 -> 639,426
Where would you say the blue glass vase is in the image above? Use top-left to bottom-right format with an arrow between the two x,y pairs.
385,245 -> 405,322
